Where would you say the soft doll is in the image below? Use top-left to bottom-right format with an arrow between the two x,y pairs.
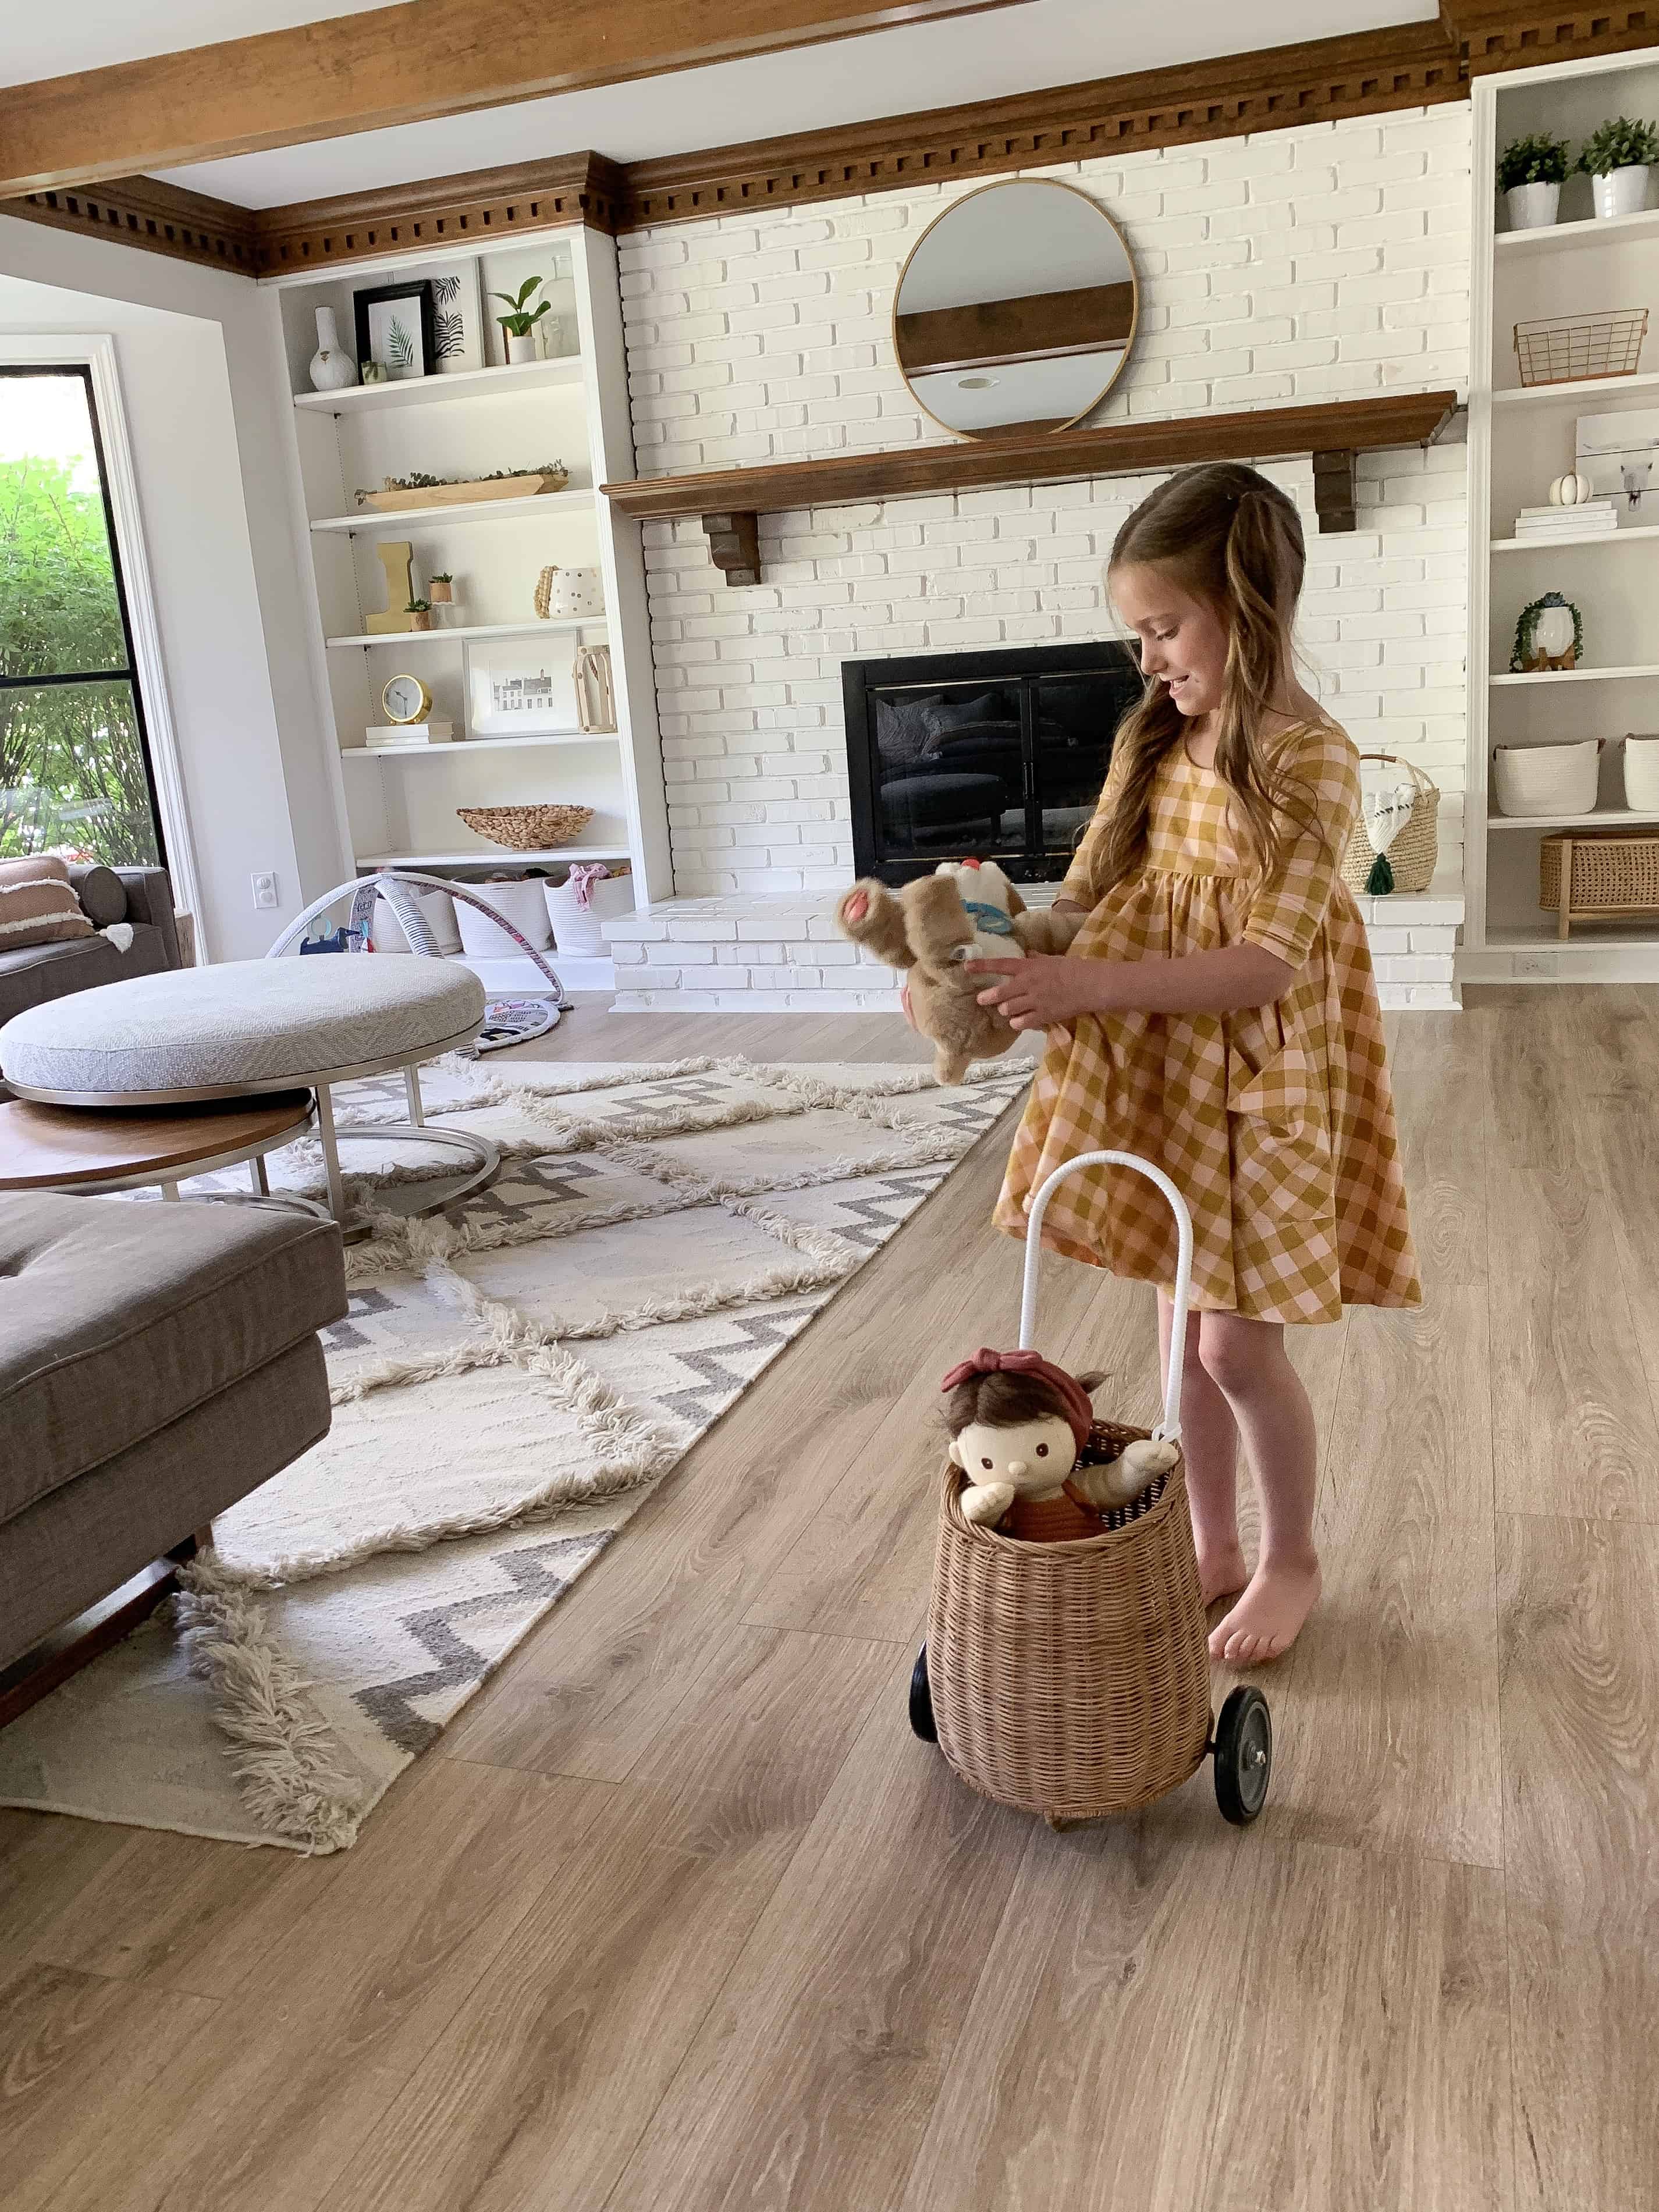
940,1348 -> 1180,1541
837,858 -> 1083,1086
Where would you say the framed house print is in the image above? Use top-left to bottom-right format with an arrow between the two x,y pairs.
465,641 -> 580,735
353,281 -> 436,382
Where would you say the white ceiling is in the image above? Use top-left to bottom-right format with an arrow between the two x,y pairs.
122,0 -> 1438,211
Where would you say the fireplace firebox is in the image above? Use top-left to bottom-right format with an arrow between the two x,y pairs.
842,642 -> 1142,885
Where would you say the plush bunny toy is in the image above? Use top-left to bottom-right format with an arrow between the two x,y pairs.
941,1348 -> 1179,1541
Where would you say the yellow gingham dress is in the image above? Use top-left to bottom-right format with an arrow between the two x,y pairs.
995,720 -> 1420,1324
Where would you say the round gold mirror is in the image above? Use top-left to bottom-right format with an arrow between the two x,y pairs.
893,177 -> 1138,439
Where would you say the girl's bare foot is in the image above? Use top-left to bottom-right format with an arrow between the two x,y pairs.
1196,1541 -> 1249,1609
1209,1556 -> 1321,1665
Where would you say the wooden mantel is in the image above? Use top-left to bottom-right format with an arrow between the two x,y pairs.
601,390 -> 1459,584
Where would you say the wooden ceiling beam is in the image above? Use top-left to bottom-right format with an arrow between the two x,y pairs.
0,0 -> 1028,199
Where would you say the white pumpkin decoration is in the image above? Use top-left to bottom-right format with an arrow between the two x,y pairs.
1549,471 -> 1593,507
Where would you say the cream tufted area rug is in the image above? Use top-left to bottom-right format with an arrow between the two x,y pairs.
0,1055 -> 1028,1854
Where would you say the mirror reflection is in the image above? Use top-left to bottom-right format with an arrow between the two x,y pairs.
893,178 -> 1137,438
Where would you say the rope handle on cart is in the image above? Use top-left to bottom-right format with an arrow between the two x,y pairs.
1018,1151 -> 1195,1446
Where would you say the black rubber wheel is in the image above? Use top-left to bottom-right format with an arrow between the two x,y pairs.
908,1644 -> 937,1743
1213,1685 -> 1271,1825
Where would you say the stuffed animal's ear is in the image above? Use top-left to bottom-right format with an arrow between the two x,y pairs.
947,1438 -> 964,1468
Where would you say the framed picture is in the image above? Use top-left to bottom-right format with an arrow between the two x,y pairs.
425,262 -> 485,375
353,280 -> 436,382
465,641 -> 580,735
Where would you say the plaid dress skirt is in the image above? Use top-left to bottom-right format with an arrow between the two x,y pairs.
995,722 -> 1420,1324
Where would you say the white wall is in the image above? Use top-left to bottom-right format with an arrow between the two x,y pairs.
0,215 -> 344,959
613,106 -> 1473,1009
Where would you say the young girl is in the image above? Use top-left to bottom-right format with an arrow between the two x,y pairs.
970,460 -> 1420,1666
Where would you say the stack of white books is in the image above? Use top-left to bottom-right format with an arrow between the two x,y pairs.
1512,501 -> 1619,540
364,721 -> 456,749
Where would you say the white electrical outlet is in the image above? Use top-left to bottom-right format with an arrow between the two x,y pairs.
251,872 -> 280,911
1514,949 -> 1557,978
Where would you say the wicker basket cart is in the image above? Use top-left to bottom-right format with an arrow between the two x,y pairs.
908,1150 -> 1272,1829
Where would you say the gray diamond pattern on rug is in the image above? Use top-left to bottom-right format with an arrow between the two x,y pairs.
0,1054 -> 1030,1854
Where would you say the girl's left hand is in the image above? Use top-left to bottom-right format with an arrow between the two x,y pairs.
968,954 -> 1106,1032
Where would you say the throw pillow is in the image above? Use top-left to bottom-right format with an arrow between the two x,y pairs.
0,855 -> 95,951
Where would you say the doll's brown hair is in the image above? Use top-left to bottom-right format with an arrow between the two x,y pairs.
943,1367 -> 1106,1436
1088,460 -> 1332,900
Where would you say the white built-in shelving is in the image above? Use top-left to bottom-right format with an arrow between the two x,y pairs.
1466,48 -> 1659,980
269,227 -> 671,994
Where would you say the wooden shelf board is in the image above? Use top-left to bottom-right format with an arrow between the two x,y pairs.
325,617 -> 603,648
344,731 -> 619,756
310,487 -> 595,534
295,356 -> 585,414
1490,809 -> 1659,830
1492,526 -> 1659,551
600,389 -> 1458,524
356,845 -> 631,866
1495,205 -> 1659,257
1490,664 -> 1659,685
1493,369 -> 1659,407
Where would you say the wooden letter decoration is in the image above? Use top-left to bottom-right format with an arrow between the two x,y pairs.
703,511 -> 763,588
366,540 -> 416,634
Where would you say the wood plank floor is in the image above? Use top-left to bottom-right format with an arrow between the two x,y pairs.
4,989 -> 1658,2210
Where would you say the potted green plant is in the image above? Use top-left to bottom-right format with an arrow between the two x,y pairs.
1576,116 -> 1659,219
1496,133 -> 1569,230
492,276 -> 553,364
404,597 -> 433,632
428,572 -> 454,604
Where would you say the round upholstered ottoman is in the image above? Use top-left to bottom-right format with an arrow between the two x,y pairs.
0,958 -> 492,1228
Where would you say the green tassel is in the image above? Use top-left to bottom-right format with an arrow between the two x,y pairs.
1365,851 -> 1395,897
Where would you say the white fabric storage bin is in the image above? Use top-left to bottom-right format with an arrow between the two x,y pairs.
454,877 -> 555,958
1622,734 -> 1659,812
1493,739 -> 1601,817
545,870 -> 634,956
371,887 -> 461,955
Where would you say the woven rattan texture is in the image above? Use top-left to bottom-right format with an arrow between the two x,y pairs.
455,804 -> 595,851
1514,310 -> 1647,386
1540,830 -> 1659,919
1340,754 -> 1440,895
928,1421 -> 1212,1822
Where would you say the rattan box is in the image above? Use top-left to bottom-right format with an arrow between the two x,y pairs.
1540,829 -> 1659,938
927,1421 -> 1212,1823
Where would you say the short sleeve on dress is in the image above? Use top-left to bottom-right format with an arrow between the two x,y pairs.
1242,723 -> 1360,971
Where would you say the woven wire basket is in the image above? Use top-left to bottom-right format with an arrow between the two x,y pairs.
1540,830 -> 1659,936
1340,753 -> 1440,896
929,1426 -> 1211,1821
456,803 -> 595,851
1514,309 -> 1648,387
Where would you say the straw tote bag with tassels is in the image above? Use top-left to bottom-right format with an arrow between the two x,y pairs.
1341,753 -> 1439,897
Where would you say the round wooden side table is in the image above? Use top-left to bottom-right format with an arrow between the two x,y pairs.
0,1092 -> 316,1201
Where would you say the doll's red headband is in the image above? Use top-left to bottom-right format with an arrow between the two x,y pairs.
939,1347 -> 1095,1457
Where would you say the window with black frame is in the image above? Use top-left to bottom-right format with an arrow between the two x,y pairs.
0,364 -> 166,867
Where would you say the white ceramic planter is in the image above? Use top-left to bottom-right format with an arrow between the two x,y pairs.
1504,180 -> 1561,231
1591,164 -> 1650,219
308,306 -> 358,392
1622,734 -> 1659,811
1494,740 -> 1601,817
506,330 -> 538,365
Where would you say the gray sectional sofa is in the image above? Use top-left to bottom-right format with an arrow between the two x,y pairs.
0,864 -> 181,1028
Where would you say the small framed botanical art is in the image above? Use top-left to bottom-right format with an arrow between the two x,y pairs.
353,280 -> 436,382
425,262 -> 485,375
465,641 -> 580,735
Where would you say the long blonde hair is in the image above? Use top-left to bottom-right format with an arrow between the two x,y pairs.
1090,461 -> 1328,898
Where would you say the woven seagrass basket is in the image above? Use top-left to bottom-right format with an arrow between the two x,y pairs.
928,1423 -> 1211,1822
1540,829 -> 1659,938
456,803 -> 595,851
1341,753 -> 1439,897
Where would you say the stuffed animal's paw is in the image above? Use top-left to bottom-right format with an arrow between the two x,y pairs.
960,1480 -> 1015,1525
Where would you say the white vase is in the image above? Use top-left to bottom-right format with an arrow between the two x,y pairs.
308,306 -> 358,393
506,330 -> 538,365
1533,603 -> 1576,660
1504,180 -> 1561,231
1591,164 -> 1650,219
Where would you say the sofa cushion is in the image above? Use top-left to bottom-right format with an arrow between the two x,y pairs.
0,855 -> 94,952
0,926 -> 172,1030
69,864 -> 126,928
0,1190 -> 346,1524
0,956 -> 486,1100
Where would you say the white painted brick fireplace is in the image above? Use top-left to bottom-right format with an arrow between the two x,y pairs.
608,105 -> 1472,1011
